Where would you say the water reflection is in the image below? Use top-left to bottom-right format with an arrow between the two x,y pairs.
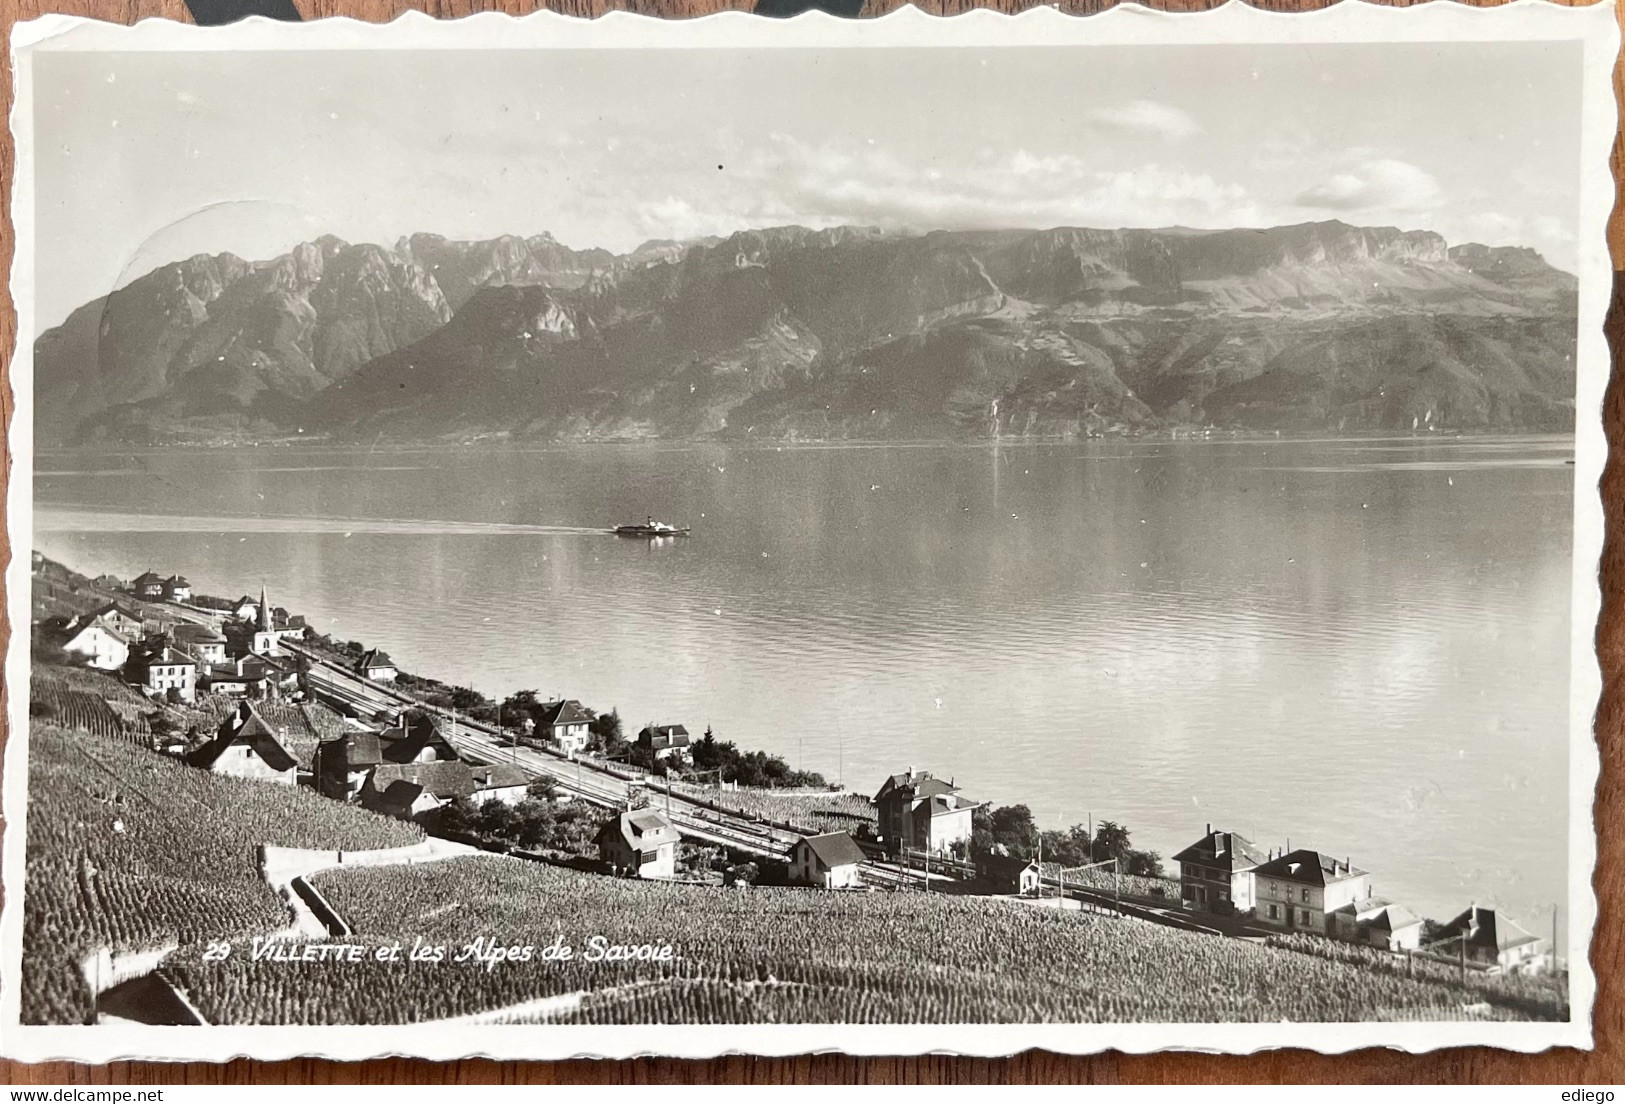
34,436 -> 1574,927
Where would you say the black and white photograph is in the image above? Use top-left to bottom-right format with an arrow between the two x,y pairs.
1,2 -> 1614,1061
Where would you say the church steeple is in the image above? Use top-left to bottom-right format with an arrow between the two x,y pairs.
257,584 -> 271,632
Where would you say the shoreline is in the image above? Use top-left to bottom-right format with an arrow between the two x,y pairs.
34,429 -> 1581,459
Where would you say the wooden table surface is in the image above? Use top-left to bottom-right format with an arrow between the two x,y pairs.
1,0 -> 1621,1084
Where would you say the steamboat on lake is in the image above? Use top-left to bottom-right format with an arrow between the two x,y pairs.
613,516 -> 691,538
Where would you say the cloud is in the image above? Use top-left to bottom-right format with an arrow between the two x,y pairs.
1294,158 -> 1442,212
1084,100 -> 1200,142
678,136 -> 1267,236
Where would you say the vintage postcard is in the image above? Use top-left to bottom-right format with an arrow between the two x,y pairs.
1,0 -> 1614,1063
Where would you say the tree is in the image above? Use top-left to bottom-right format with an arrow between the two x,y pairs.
1092,820 -> 1133,864
500,689 -> 541,729
587,708 -> 630,759
686,728 -> 826,789
475,798 -> 518,839
436,797 -> 479,836
1125,849 -> 1163,878
510,799 -> 557,849
989,804 -> 1037,856
526,776 -> 559,803
448,685 -> 497,723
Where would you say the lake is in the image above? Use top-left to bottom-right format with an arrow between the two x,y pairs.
33,435 -> 1576,933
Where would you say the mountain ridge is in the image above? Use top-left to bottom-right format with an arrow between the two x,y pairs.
36,220 -> 1578,446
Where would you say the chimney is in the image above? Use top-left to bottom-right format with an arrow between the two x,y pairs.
1206,822 -> 1212,836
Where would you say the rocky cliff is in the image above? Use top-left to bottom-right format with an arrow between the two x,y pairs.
37,220 -> 1579,446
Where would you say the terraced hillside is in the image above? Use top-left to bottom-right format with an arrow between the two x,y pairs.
157,855 -> 1566,1025
22,723 -> 422,1024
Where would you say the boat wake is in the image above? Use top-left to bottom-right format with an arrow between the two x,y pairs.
34,505 -> 607,537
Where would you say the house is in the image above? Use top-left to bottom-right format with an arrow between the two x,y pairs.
595,809 -> 679,879
1431,905 -> 1548,972
92,574 -> 126,592
1251,848 -> 1371,936
197,655 -> 275,698
186,702 -> 297,784
258,652 -> 303,696
873,768 -> 979,856
535,699 -> 593,753
314,732 -> 386,801
87,601 -> 146,638
1173,825 -> 1268,916
637,724 -> 691,764
232,595 -> 260,622
130,644 -> 197,703
60,619 -> 131,671
1331,895 -> 1423,951
163,575 -> 192,602
790,831 -> 867,889
471,763 -> 531,806
172,623 -> 228,664
356,649 -> 398,682
131,572 -> 168,600
361,760 -> 478,820
1017,860 -> 1043,897
376,712 -> 460,764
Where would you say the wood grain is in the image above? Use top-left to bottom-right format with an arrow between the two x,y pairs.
1,0 -> 1620,1084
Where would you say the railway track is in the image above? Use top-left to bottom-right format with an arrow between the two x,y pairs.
283,639 -> 926,881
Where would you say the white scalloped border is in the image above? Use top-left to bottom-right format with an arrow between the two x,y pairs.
3,0 -> 1615,1064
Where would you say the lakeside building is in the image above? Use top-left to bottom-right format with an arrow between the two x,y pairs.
790,831 -> 866,889
1431,905 -> 1549,972
1331,896 -> 1423,951
86,601 -> 145,638
470,764 -> 531,806
355,649 -> 398,682
172,623 -> 228,664
362,761 -> 479,820
596,809 -> 679,879
131,572 -> 168,600
638,724 -> 692,765
187,702 -> 297,784
314,732 -> 386,801
197,655 -> 276,699
873,768 -> 979,856
377,712 -> 460,764
163,575 -> 192,602
1173,825 -> 1268,916
1251,848 -> 1371,936
129,643 -> 197,703
60,618 -> 132,671
535,699 -> 593,753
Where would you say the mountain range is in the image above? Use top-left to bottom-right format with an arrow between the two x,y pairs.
34,220 -> 1579,447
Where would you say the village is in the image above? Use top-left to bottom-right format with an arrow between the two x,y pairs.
30,550 -> 1558,994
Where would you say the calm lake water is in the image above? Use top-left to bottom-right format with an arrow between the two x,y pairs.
34,436 -> 1576,931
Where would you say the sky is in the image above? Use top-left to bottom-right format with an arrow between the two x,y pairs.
31,41 -> 1584,328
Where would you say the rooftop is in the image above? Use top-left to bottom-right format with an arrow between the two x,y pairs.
1252,848 -> 1368,886
1173,827 -> 1269,872
536,699 -> 593,728
598,808 -> 680,853
798,831 -> 866,869
188,705 -> 296,773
